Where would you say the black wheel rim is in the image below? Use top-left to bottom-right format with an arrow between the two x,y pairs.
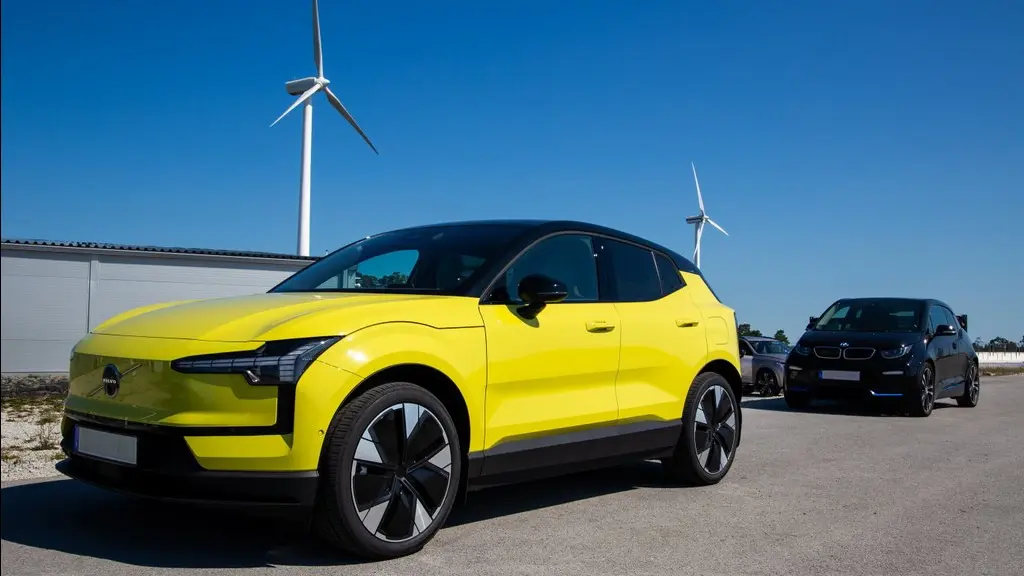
758,371 -> 778,396
350,403 -> 453,543
968,364 -> 979,403
693,384 -> 737,475
920,366 -> 935,411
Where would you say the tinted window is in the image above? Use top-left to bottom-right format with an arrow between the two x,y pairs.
927,306 -> 948,332
940,307 -> 959,329
740,341 -> 756,356
813,298 -> 925,332
597,238 -> 662,302
272,223 -> 529,294
494,233 -> 598,303
654,253 -> 685,295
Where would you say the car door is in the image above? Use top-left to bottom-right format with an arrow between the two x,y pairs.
926,305 -> 952,388
595,238 -> 708,424
477,232 -> 621,456
739,339 -> 755,384
940,305 -> 967,391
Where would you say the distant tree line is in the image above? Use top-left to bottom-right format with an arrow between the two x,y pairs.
737,323 -> 790,345
973,336 -> 1023,353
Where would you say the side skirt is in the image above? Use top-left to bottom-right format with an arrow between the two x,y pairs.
464,419 -> 681,490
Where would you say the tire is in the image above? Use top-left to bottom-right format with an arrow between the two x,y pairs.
956,361 -> 980,407
313,381 -> 462,560
756,369 -> 781,397
907,362 -> 936,417
662,371 -> 740,486
783,390 -> 811,410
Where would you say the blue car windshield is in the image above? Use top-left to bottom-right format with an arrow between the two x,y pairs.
270,223 -> 530,295
812,298 -> 925,333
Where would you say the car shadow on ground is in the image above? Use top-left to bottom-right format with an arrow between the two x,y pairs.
741,396 -> 960,417
1,460 -> 679,568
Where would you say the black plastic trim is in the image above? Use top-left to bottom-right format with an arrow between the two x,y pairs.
464,419 -> 682,488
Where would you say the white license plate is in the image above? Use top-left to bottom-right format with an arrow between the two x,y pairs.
820,370 -> 860,382
74,426 -> 138,466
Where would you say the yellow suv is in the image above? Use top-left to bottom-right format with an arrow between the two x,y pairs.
58,219 -> 743,559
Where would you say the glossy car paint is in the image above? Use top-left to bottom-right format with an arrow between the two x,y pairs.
58,219 -> 741,502
785,298 -> 978,403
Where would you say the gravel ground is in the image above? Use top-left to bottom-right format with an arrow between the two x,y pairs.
1,397 -> 65,482
3,375 -> 1023,576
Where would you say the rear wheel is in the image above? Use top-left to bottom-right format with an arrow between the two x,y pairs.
956,361 -> 980,407
907,363 -> 935,417
756,369 -> 781,397
662,372 -> 740,486
314,381 -> 461,560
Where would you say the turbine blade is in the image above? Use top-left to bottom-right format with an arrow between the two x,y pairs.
270,82 -> 322,127
324,85 -> 379,154
313,0 -> 323,77
707,217 -> 729,236
691,162 -> 705,213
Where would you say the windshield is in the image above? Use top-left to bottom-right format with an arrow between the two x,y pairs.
812,298 -> 924,333
751,340 -> 790,355
270,223 -> 531,295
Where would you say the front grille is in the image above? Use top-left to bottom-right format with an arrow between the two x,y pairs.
843,347 -> 875,360
814,346 -> 841,359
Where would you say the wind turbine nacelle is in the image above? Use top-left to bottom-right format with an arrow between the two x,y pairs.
685,216 -> 704,224
285,77 -> 320,96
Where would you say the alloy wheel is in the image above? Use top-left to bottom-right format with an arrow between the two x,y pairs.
693,384 -> 738,475
968,363 -> 980,404
350,402 -> 453,543
920,366 -> 935,412
757,371 -> 779,396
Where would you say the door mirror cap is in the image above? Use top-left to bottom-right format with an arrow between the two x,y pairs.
935,324 -> 957,336
518,274 -> 568,305
806,316 -> 819,330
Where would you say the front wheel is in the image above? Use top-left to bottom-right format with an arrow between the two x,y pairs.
756,369 -> 781,397
956,362 -> 980,407
907,363 -> 936,417
314,381 -> 462,560
662,372 -> 740,486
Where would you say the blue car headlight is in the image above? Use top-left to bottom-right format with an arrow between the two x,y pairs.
880,344 -> 912,359
171,336 -> 341,386
792,345 -> 811,356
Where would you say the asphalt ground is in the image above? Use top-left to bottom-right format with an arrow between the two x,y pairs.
3,375 -> 1023,576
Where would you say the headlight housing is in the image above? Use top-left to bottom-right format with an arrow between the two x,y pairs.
880,344 -> 912,359
171,336 -> 341,386
792,344 -> 811,356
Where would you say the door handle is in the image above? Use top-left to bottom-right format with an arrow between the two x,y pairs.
585,320 -> 616,333
675,319 -> 700,328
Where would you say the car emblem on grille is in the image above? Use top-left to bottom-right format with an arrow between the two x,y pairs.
840,342 -> 850,347
101,364 -> 122,397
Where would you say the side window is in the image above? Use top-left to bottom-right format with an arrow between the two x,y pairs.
597,238 -> 662,302
940,307 -> 959,331
740,341 -> 755,356
498,234 -> 598,303
654,253 -> 685,295
927,306 -> 947,332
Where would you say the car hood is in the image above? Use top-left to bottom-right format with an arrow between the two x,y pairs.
91,292 -> 483,342
798,330 -> 919,350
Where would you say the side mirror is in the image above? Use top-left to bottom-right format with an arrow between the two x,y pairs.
806,317 -> 819,330
516,274 -> 568,318
739,348 -> 747,357
956,314 -> 968,331
935,324 -> 957,336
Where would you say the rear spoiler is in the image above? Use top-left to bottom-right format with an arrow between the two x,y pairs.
956,314 -> 968,331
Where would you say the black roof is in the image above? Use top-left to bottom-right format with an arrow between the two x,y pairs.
826,296 -> 956,312
1,238 -> 318,262
386,219 -> 701,275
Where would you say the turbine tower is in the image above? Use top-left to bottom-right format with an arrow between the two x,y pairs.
684,162 -> 728,269
271,0 -> 378,257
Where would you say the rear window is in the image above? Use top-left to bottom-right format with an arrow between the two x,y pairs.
654,253 -> 684,295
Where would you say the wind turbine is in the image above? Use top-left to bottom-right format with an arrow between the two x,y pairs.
271,0 -> 378,257
684,162 -> 728,269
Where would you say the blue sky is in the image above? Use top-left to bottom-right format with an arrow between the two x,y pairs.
2,0 -> 1021,343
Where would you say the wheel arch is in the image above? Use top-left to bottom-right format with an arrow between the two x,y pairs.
698,359 -> 744,446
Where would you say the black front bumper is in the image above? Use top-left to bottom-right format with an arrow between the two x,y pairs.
57,413 -> 319,507
784,361 -> 919,400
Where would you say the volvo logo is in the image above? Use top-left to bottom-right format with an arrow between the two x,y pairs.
101,364 -> 121,397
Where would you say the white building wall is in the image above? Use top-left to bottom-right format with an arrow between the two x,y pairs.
1,245 -> 314,374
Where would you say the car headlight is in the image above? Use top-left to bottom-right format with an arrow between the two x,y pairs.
880,344 -> 912,359
171,336 -> 341,386
792,345 -> 811,356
